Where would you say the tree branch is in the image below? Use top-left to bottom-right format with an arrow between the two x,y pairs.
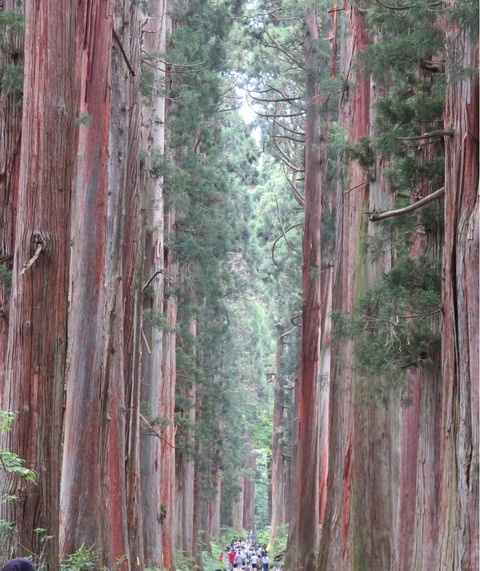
249,92 -> 302,104
21,243 -> 43,275
395,129 -> 453,141
273,137 -> 304,172
283,167 -> 305,207
369,187 -> 444,221
143,269 -> 165,293
373,0 -> 443,10
139,413 -> 177,449
271,222 -> 303,267
112,27 -> 135,76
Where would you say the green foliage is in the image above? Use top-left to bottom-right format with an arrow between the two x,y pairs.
0,519 -> 15,536
0,12 -> 24,34
143,308 -> 176,332
60,544 -> 97,571
345,0 -> 450,203
359,0 -> 444,84
0,63 -> 24,96
0,412 -> 36,482
0,11 -> 24,96
331,256 -> 442,399
346,136 -> 376,180
74,113 -> 92,127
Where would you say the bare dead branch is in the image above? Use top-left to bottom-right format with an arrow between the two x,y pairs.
113,27 -> 136,76
21,243 -> 43,275
280,325 -> 298,338
140,413 -> 177,449
395,129 -> 453,141
249,92 -> 302,104
373,0 -> 443,10
344,179 -> 368,194
143,269 -> 165,293
284,167 -> 305,207
369,187 -> 445,221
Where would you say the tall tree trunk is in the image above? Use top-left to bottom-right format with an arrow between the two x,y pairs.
439,11 -> 478,568
121,2 -> 144,566
243,448 -> 256,533
285,9 -> 322,571
211,478 -> 222,537
269,325 -> 287,547
175,316 -> 197,557
139,0 -> 168,566
0,2 -> 76,568
160,212 -> 178,569
0,0 -> 23,395
318,266 -> 333,525
318,6 -> 369,568
60,2 -> 120,566
286,364 -> 300,551
232,477 -> 245,533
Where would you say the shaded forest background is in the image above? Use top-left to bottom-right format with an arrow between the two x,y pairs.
0,0 -> 478,570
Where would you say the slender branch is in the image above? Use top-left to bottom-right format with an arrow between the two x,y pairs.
273,133 -> 305,144
344,179 -> 368,194
143,269 -> 164,293
249,92 -> 302,104
266,83 -> 299,101
280,326 -> 298,339
373,0 -> 443,10
369,187 -> 445,221
283,167 -> 305,207
141,330 -> 151,354
273,117 -> 305,137
256,110 -> 306,119
271,222 -> 303,267
263,27 -> 303,69
113,27 -> 135,76
290,312 -> 302,326
395,129 -> 453,141
139,413 -> 177,449
21,243 -> 43,275
273,137 -> 304,172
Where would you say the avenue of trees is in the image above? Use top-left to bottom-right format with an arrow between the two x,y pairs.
0,0 -> 478,570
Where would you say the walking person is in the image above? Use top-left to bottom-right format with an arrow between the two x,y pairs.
1,560 -> 35,571
229,549 -> 236,570
262,552 -> 269,571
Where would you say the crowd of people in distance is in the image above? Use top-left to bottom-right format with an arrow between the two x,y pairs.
218,533 -> 281,571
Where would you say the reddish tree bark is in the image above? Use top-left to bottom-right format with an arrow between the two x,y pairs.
0,0 -> 23,394
269,325 -> 287,546
243,447 -> 256,533
60,2 -> 124,566
438,12 -> 478,568
232,476 -> 246,533
120,2 -> 144,566
318,6 -> 369,569
0,2 -> 76,567
285,9 -> 322,570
